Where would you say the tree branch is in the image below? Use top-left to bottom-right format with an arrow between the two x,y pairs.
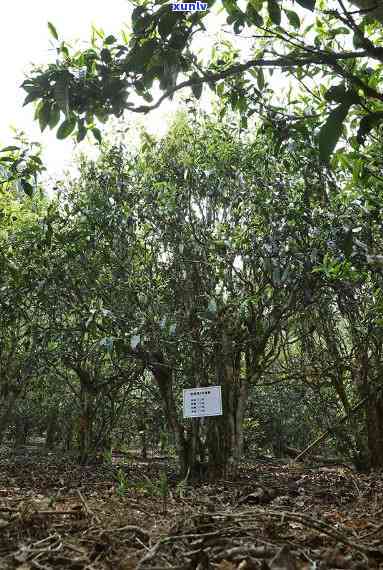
127,50 -> 378,114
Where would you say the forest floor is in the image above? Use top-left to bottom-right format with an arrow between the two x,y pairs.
1,442 -> 383,569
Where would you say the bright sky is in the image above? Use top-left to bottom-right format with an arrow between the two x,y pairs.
0,0 -> 315,183
1,0 -> 180,180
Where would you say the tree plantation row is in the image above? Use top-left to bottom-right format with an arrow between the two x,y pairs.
1,114 -> 383,478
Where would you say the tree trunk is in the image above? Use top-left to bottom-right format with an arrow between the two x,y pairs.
45,408 -> 59,448
0,390 -> 19,444
354,349 -> 383,469
365,389 -> 383,469
15,414 -> 28,446
78,386 -> 96,464
205,335 -> 248,479
151,355 -> 190,476
151,344 -> 248,480
63,417 -> 74,451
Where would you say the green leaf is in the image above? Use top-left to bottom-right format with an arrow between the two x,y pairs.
324,84 -> 347,103
190,73 -> 202,99
95,108 -> 108,123
233,16 -> 246,34
48,22 -> 59,40
23,92 -> 41,106
268,0 -> 281,25
20,179 -> 34,197
324,84 -> 360,105
92,128 -> 102,144
0,146 -> 19,152
132,6 -> 146,22
127,40 -> 157,73
294,0 -> 315,10
56,117 -> 76,139
222,0 -> 240,16
158,13 -> 179,39
330,27 -> 350,36
319,102 -> 350,162
285,9 -> 300,28
356,111 -> 383,144
54,78 -> 70,116
48,105 -> 61,129
104,35 -> 117,45
91,25 -> 105,40
38,102 -> 51,132
77,121 -> 87,143
246,4 -> 263,25
353,31 -> 365,49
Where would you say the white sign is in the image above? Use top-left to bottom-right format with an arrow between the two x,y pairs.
183,386 -> 222,418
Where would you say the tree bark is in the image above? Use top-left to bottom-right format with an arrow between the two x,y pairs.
45,408 -> 59,448
78,385 -> 96,464
151,342 -> 249,479
150,354 -> 190,476
354,348 -> 383,469
0,390 -> 19,444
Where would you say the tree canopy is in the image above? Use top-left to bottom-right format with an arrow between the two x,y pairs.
14,0 -> 383,166
2,110 -> 383,474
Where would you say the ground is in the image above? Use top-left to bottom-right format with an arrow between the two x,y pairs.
1,442 -> 383,569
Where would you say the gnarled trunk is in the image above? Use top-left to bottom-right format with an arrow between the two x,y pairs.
152,341 -> 248,480
0,389 -> 19,444
78,383 -> 96,464
151,355 -> 191,475
45,408 -> 59,448
354,349 -> 383,469
206,333 -> 248,479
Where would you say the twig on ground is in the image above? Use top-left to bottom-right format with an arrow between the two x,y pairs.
76,489 -> 101,524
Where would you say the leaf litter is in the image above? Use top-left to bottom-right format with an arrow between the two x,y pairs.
1,444 -> 383,569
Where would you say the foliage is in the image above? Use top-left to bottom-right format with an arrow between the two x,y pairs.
1,110 -> 383,471
19,1 -> 383,165
115,467 -> 129,496
0,133 -> 45,197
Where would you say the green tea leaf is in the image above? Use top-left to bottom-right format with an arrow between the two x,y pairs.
356,111 -> 383,144
158,13 -> 179,38
92,128 -> 102,144
77,121 -> 87,143
104,35 -> 117,45
268,0 -> 281,25
294,0 -> 315,10
49,105 -> 61,129
20,179 -> 34,197
0,146 -> 19,152
54,78 -> 70,116
56,117 -> 76,139
319,102 -> 350,162
285,9 -> 300,28
38,101 -> 51,132
48,22 -> 59,40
